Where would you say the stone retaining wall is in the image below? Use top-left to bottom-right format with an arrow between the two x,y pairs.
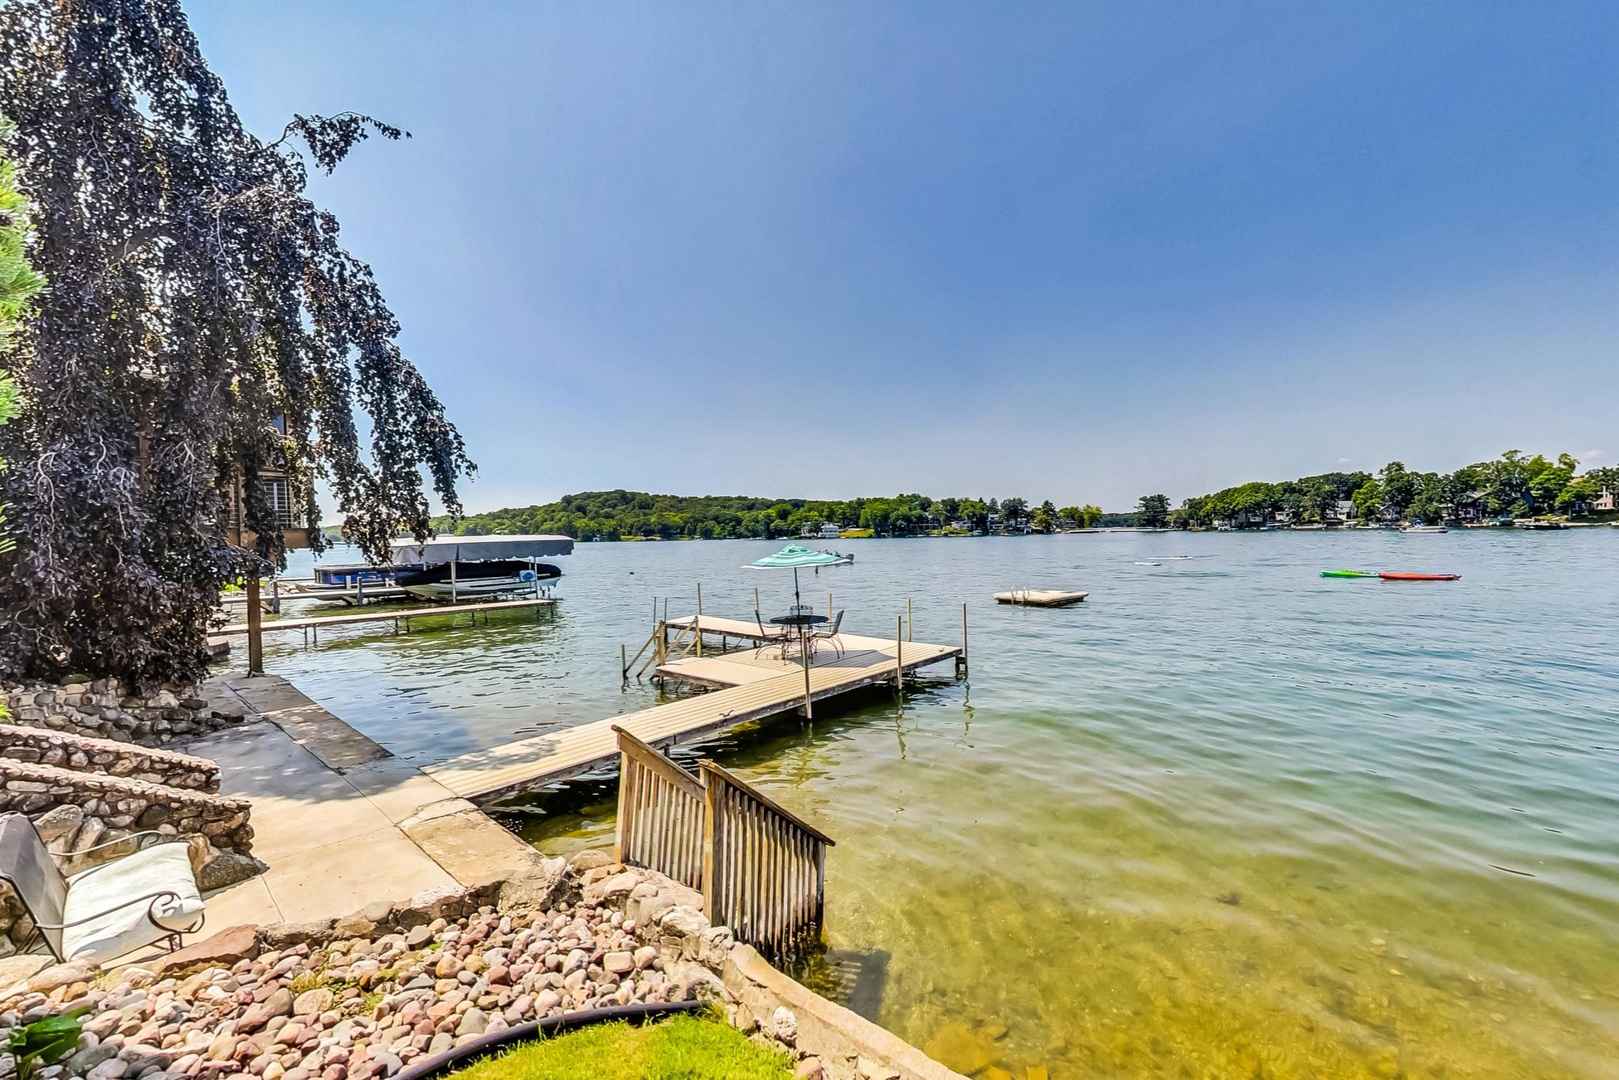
0,727 -> 221,792
0,759 -> 260,954
0,759 -> 252,857
0,678 -> 246,746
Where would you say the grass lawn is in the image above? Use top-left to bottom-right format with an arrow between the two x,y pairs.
447,1015 -> 795,1080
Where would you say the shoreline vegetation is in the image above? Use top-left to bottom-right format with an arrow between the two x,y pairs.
419,451 -> 1618,542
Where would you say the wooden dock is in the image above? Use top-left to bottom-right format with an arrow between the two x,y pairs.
216,596 -> 553,639
994,589 -> 1088,607
425,626 -> 961,803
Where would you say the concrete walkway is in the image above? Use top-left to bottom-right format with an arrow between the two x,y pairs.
194,674 -> 541,927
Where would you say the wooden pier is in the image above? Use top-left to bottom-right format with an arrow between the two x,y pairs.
217,596 -> 553,642
425,621 -> 961,803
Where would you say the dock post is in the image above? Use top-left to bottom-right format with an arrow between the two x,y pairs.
895,615 -> 903,692
960,602 -> 969,676
696,583 -> 704,658
907,598 -> 913,642
828,593 -> 833,620
450,559 -> 458,604
801,632 -> 814,720
271,577 -> 281,615
754,586 -> 760,614
621,643 -> 628,686
245,576 -> 264,676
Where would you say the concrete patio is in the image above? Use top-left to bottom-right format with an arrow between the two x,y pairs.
194,674 -> 542,927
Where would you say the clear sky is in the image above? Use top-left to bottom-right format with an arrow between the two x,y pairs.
189,2 -> 1618,513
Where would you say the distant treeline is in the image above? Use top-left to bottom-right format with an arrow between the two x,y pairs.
1142,451 -> 1618,529
430,491 -> 1128,541
409,451 -> 1615,543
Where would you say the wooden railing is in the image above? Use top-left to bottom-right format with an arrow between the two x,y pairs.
613,727 -> 705,891
701,760 -> 832,959
610,728 -> 834,959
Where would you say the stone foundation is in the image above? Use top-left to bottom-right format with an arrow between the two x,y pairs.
0,728 -> 220,792
0,679 -> 246,746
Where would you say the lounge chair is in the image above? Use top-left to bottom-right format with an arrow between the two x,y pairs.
0,813 -> 205,965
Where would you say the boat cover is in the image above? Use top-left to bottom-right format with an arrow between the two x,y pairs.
389,534 -> 574,564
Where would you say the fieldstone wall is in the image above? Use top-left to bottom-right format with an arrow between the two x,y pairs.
0,679 -> 246,746
0,758 -> 262,954
0,728 -> 221,792
0,760 -> 253,857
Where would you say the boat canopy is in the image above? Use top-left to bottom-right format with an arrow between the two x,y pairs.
389,533 -> 574,565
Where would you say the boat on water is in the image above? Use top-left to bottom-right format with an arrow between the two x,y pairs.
1321,570 -> 1379,578
1401,525 -> 1449,534
1514,519 -> 1567,530
387,533 -> 574,602
293,563 -> 419,605
396,559 -> 562,600
1379,572 -> 1461,581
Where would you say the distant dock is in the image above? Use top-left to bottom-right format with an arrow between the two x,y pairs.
217,596 -> 554,642
994,589 -> 1088,607
425,616 -> 962,803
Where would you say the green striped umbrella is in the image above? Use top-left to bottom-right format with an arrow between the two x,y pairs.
747,545 -> 850,609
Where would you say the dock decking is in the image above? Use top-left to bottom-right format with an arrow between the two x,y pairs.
994,589 -> 1088,607
217,596 -> 554,638
425,627 -> 961,802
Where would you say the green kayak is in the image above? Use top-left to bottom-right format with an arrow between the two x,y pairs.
1321,570 -> 1379,578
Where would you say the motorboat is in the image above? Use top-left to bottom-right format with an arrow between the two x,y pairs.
396,560 -> 562,600
386,533 -> 574,602
1514,520 -> 1566,530
294,563 -> 418,605
1401,525 -> 1449,534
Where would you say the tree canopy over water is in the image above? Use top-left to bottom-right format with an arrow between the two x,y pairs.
0,0 -> 471,684
1165,451 -> 1616,528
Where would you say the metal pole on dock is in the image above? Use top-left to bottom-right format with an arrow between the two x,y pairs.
272,577 -> 281,615
907,598 -> 913,642
895,615 -> 903,692
696,583 -> 704,657
621,643 -> 628,686
754,586 -> 760,614
828,593 -> 833,620
450,560 -> 458,603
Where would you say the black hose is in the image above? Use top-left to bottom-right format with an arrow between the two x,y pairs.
392,1000 -> 706,1080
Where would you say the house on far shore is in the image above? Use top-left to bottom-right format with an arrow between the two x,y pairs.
1449,490 -> 1490,522
1573,474 -> 1616,513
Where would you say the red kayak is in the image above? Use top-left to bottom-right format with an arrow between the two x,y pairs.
1380,572 -> 1461,581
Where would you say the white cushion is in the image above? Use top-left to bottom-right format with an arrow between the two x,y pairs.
61,843 -> 203,963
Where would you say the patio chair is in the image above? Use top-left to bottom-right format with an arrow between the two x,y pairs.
811,610 -> 846,659
756,611 -> 792,660
0,814 -> 205,965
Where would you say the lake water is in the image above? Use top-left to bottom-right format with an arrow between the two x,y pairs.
264,530 -> 1619,1078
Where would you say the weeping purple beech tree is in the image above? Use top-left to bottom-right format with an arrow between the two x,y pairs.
0,0 -> 473,684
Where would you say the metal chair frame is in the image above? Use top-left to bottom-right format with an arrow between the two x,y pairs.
0,816 -> 205,962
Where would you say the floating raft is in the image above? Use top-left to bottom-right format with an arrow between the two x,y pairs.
1379,572 -> 1461,581
994,589 -> 1089,607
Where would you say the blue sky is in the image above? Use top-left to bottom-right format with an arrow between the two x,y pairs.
190,2 -> 1618,513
